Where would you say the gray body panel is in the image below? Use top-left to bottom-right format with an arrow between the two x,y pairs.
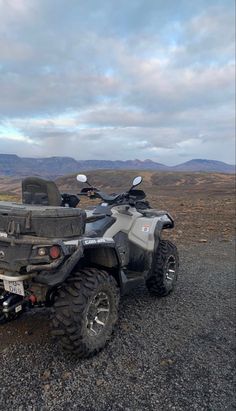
105,206 -> 171,252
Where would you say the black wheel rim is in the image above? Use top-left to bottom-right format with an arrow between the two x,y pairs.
86,291 -> 110,337
165,256 -> 176,283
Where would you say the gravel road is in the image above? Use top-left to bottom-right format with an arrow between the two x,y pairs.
0,239 -> 235,411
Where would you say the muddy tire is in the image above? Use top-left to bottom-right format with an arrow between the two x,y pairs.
51,268 -> 119,358
146,240 -> 179,296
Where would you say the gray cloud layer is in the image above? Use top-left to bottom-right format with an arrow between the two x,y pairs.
0,0 -> 235,164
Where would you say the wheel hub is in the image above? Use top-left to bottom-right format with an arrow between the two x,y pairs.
86,292 -> 110,337
165,256 -> 176,282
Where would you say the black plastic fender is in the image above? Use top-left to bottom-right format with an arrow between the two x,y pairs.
139,213 -> 175,281
36,237 -> 122,287
154,213 -> 174,253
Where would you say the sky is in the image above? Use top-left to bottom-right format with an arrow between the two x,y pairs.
0,0 -> 235,165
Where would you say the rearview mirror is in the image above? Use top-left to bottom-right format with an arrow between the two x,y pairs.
132,176 -> 142,187
76,174 -> 87,183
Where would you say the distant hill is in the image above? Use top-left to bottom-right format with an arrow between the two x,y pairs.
172,159 -> 235,173
0,154 -> 234,178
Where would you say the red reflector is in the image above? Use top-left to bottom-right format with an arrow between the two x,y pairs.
49,245 -> 61,259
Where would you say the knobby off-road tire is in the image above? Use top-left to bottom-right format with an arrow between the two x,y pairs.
51,268 -> 120,358
146,240 -> 179,296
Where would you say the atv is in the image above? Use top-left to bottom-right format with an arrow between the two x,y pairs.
0,174 -> 179,357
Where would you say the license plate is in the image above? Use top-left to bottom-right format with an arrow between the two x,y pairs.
3,280 -> 25,296
0,231 -> 7,238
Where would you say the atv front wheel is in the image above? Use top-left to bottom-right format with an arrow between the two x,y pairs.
51,268 -> 119,357
146,240 -> 179,296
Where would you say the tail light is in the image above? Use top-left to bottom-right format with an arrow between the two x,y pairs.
49,245 -> 61,259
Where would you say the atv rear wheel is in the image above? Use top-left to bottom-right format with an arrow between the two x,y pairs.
146,240 -> 179,296
51,268 -> 119,358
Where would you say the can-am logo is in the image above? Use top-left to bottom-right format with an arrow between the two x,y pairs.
0,251 -> 5,259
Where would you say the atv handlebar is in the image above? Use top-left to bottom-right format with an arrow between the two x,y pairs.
78,188 -> 120,203
78,187 -> 147,207
76,175 -> 149,208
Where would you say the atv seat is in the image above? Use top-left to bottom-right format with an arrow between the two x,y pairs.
84,214 -> 115,237
22,177 -> 62,206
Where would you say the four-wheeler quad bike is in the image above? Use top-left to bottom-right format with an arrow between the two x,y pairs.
0,174 -> 179,358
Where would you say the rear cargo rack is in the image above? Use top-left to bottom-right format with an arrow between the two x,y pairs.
0,201 -> 86,238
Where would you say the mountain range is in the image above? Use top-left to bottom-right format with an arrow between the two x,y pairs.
0,154 -> 234,178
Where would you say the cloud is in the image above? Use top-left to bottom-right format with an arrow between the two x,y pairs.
0,0 -> 235,164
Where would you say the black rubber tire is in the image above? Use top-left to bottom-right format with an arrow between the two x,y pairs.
146,240 -> 179,297
0,313 -> 7,324
51,268 -> 120,358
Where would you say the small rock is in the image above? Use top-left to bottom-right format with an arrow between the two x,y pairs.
129,376 -> 138,383
160,359 -> 174,366
62,371 -> 72,380
44,384 -> 51,392
198,239 -> 208,243
25,330 -> 33,336
120,323 -> 130,331
96,379 -> 104,386
41,369 -> 51,381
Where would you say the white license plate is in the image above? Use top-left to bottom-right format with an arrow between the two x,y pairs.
0,231 -> 7,238
3,280 -> 25,296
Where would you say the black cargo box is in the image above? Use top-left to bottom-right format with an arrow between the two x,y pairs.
0,201 -> 86,238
